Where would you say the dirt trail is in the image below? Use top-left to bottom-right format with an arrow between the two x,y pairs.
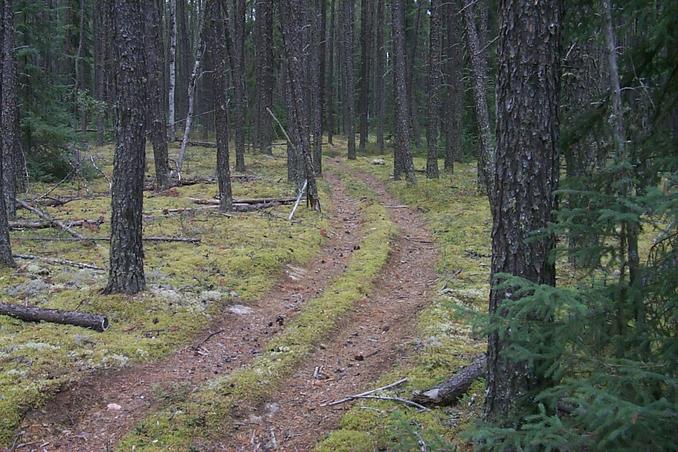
218,160 -> 439,451
13,172 -> 365,452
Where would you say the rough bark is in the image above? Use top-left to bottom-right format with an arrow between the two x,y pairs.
104,0 -> 148,295
1,0 -> 18,219
425,0 -> 442,179
326,0 -> 335,145
442,0 -> 462,173
375,0 -> 385,153
358,0 -> 370,153
413,355 -> 486,405
207,0 -> 233,212
277,0 -> 321,211
486,0 -> 562,420
0,302 -> 109,332
406,0 -> 423,147
310,0 -> 323,174
463,0 -> 494,197
391,0 -> 416,183
340,0 -> 355,159
167,0 -> 177,141
254,0 -> 273,154
176,0 -> 191,120
230,0 -> 246,172
0,118 -> 13,267
144,0 -> 171,191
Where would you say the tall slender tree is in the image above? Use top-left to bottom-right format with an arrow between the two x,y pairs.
144,0 -> 171,191
104,0 -> 148,295
486,0 -> 562,419
442,0 -> 462,173
1,0 -> 18,220
326,0 -> 336,145
231,0 -> 246,172
425,0 -> 442,179
358,0 -> 370,152
310,0 -> 322,174
167,0 -> 177,141
391,0 -> 416,183
375,0 -> 385,153
340,0 -> 355,159
254,0 -> 273,154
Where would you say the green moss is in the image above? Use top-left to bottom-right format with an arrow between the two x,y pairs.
117,178 -> 396,450
318,151 -> 490,451
0,144 -> 328,445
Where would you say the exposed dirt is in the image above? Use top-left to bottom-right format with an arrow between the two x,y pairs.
218,160 -> 439,451
12,172 -> 365,452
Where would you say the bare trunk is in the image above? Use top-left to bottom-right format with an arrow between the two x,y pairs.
463,0 -> 494,197
340,0 -> 356,159
358,0 -> 370,153
105,0 -> 148,295
443,0 -> 462,173
375,0 -> 385,152
167,0 -> 177,141
327,0 -> 335,145
425,0 -> 442,179
255,0 -> 273,154
1,0 -> 18,219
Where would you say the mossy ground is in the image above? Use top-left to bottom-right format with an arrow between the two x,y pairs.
317,154 -> 491,451
0,142 -> 328,445
117,169 -> 396,451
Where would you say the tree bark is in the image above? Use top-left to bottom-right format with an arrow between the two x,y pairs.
442,0 -> 462,173
358,0 -> 370,153
104,0 -> 148,295
176,0 -> 191,120
406,0 -> 423,147
0,302 -> 109,332
326,0 -> 336,145
167,0 -> 177,141
375,0 -> 385,153
277,0 -> 321,211
425,0 -> 442,179
93,1 -> 107,146
391,0 -> 416,183
340,0 -> 356,159
486,0 -> 562,420
1,0 -> 18,220
144,0 -> 171,191
463,0 -> 494,197
310,0 -> 323,174
254,0 -> 273,154
207,0 -> 233,212
229,0 -> 246,172
413,354 -> 486,405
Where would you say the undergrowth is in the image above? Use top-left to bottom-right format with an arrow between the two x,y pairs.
0,143 -> 328,445
117,171 -> 395,450
317,152 -> 491,451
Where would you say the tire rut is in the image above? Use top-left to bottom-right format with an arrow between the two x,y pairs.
13,172 -> 365,452
219,159 -> 439,451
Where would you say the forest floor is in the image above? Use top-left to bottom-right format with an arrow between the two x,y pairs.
3,140 -> 490,451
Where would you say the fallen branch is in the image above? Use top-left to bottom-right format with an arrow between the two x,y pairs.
190,197 -> 295,206
16,236 -> 201,244
412,354 -> 486,406
0,302 -> 109,332
15,200 -> 88,241
13,254 -> 104,271
191,329 -> 225,350
322,378 -> 408,407
173,138 -> 217,148
9,218 -> 103,231
328,395 -> 429,411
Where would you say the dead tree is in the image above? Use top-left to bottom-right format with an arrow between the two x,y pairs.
104,0 -> 148,295
0,302 -> 109,332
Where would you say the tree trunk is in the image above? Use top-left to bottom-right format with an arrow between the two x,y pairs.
255,0 -> 273,154
375,0 -> 385,153
391,0 -> 416,183
425,0 -> 442,179
327,0 -> 335,145
176,0 -> 191,120
0,302 -> 109,332
358,0 -> 370,153
167,0 -> 177,141
175,8 -> 206,176
93,1 -> 107,146
277,0 -> 321,211
206,0 -> 233,212
340,0 -> 356,159
406,0 -> 423,148
104,0 -> 148,295
144,0 -> 171,191
463,0 -> 494,197
443,0 -> 462,173
1,0 -> 18,220
229,0 -> 246,172
310,0 -> 322,174
486,0 -> 562,420
414,355 -> 486,405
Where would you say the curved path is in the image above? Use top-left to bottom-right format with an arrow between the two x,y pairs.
14,171 -> 365,451
216,159 -> 439,450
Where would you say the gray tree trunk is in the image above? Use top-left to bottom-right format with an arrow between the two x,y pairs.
358,0 -> 370,153
443,0 -> 462,173
425,0 -> 442,179
1,0 -> 17,220
104,0 -> 148,295
486,0 -> 562,420
375,0 -> 385,153
167,0 -> 177,141
254,0 -> 274,154
231,0 -> 246,172
326,0 -> 335,145
340,0 -> 356,159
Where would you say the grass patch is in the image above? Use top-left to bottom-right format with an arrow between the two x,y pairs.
117,172 -> 396,451
0,143 -> 328,445
317,152 -> 490,450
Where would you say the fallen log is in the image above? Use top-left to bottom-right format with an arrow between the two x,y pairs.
190,197 -> 295,206
0,302 -> 109,332
13,254 -> 104,271
33,196 -> 81,208
15,200 -> 89,241
9,218 -> 103,231
412,354 -> 486,406
16,236 -> 201,244
174,138 -> 217,148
